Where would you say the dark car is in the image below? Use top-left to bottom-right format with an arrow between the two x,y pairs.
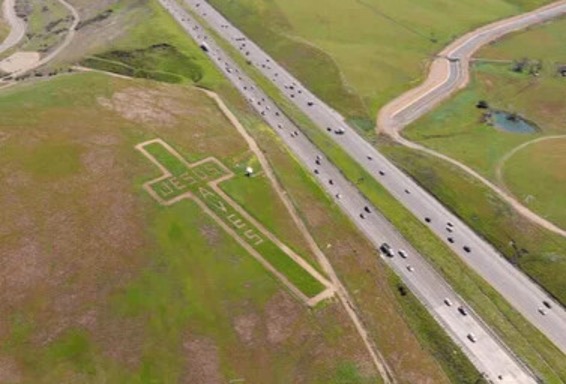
380,243 -> 394,257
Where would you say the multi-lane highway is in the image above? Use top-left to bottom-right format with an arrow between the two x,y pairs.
171,0 -> 566,357
156,0 -> 548,382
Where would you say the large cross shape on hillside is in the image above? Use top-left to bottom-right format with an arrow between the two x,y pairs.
135,138 -> 333,305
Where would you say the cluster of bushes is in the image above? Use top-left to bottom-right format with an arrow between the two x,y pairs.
80,44 -> 203,84
75,9 -> 113,31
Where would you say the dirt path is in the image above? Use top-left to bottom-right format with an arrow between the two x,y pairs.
495,135 -> 566,188
201,89 -> 396,383
377,0 -> 566,238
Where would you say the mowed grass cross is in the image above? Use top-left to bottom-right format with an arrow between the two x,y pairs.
137,138 -> 333,304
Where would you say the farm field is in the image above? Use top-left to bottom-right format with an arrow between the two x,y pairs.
402,16 -> 566,229
0,71 -> 381,383
205,0 -> 551,131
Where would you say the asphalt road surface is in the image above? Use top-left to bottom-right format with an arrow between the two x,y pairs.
156,0 -> 545,382
175,0 -> 566,357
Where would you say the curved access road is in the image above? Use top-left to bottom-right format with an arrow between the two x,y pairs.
0,0 -> 26,55
378,0 -> 566,238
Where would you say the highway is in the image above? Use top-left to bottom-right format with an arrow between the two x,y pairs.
175,0 -> 566,357
157,0 -> 543,382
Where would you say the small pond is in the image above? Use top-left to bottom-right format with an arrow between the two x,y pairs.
491,111 -> 538,134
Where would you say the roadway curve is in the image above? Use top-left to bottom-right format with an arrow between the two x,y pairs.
378,0 -> 566,238
0,0 -> 26,55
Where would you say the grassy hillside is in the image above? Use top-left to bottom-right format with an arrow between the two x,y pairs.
0,71 -> 383,383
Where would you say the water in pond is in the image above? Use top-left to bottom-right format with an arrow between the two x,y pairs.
491,111 -> 537,134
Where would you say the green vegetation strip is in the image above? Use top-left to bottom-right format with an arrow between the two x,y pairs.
142,142 -> 326,298
199,17 -> 566,381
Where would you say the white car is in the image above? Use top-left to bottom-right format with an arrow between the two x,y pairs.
467,333 -> 477,343
406,265 -> 414,272
398,250 -> 408,259
444,298 -> 452,306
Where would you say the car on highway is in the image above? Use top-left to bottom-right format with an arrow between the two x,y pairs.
379,243 -> 394,257
543,300 -> 552,309
467,333 -> 477,343
406,265 -> 415,272
463,246 -> 471,253
398,249 -> 408,259
538,308 -> 547,316
334,128 -> 345,135
458,306 -> 468,316
444,298 -> 453,306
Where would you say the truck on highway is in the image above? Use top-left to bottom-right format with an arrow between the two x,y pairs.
199,42 -> 210,52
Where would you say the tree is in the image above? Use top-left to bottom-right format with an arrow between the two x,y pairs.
512,57 -> 529,73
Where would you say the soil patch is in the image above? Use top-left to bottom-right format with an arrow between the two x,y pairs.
182,336 -> 222,384
0,51 -> 40,73
265,291 -> 302,345
97,85 -> 194,127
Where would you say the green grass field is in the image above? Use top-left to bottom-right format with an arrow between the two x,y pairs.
205,0 -> 551,125
502,138 -> 566,228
